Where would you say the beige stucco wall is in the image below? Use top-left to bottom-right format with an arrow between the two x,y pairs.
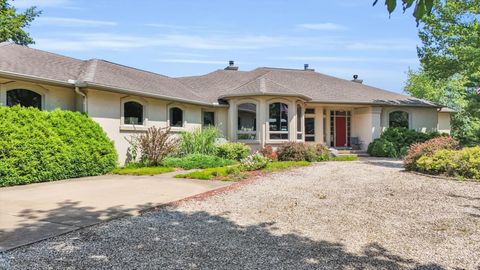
380,107 -> 439,133
0,79 -> 77,111
86,88 -> 229,165
437,112 -> 451,134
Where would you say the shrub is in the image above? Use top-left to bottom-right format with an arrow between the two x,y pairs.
216,142 -> 250,161
367,128 -> 442,158
315,143 -> 330,161
367,139 -> 398,157
277,142 -> 317,162
415,147 -> 480,180
240,153 -> 269,171
136,126 -> 178,166
404,136 -> 460,171
259,145 -> 278,161
162,154 -> 234,169
178,127 -> 220,156
0,106 -> 117,186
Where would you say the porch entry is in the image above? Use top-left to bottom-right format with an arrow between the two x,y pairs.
330,110 -> 351,148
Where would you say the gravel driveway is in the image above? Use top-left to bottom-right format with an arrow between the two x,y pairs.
2,158 -> 479,269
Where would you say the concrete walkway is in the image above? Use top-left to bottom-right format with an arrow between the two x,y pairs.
0,172 -> 230,251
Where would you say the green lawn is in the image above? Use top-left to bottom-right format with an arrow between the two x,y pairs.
112,166 -> 174,176
175,165 -> 246,181
262,161 -> 311,172
329,155 -> 358,161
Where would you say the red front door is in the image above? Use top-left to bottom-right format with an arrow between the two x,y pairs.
335,116 -> 346,147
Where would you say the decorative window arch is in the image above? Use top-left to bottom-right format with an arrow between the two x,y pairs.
6,89 -> 42,109
123,101 -> 144,125
389,111 -> 409,128
269,102 -> 289,140
169,107 -> 184,127
237,102 -> 257,140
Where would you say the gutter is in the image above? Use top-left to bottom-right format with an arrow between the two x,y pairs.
68,79 -> 88,113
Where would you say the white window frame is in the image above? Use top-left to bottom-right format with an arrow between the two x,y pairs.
167,104 -> 186,131
267,100 -> 290,142
120,97 -> 148,131
1,82 -> 48,110
305,108 -> 316,142
296,103 -> 304,141
236,101 -> 259,142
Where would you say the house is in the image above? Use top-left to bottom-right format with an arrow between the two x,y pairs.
0,42 -> 452,164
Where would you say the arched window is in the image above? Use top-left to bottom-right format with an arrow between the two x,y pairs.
170,107 -> 183,127
269,102 -> 289,140
237,103 -> 257,140
389,111 -> 409,128
6,89 -> 42,109
124,101 -> 144,125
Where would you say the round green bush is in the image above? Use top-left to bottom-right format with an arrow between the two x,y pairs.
277,142 -> 317,162
0,106 -> 117,186
216,142 -> 250,161
367,139 -> 398,157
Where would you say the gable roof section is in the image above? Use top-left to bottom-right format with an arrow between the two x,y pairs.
0,42 -> 210,105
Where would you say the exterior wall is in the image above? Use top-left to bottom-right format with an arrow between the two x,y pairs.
437,112 -> 451,134
0,79 -> 77,111
380,107 -> 439,133
86,88 -> 211,165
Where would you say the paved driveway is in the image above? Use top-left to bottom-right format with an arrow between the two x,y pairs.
0,172 -> 229,251
2,158 -> 479,269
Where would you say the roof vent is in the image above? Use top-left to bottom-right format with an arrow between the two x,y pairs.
224,60 -> 238,71
304,64 -> 314,71
351,74 -> 363,84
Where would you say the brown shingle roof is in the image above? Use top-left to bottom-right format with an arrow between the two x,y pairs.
0,42 -> 438,107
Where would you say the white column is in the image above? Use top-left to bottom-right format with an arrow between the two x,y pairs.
227,100 -> 236,141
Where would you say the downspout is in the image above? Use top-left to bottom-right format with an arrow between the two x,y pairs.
68,79 -> 88,113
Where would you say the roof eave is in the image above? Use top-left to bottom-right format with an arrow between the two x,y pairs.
0,70 -> 73,87
219,92 -> 312,101
308,100 -> 441,108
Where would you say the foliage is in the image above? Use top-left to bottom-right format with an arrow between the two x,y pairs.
403,136 -> 460,170
330,155 -> 359,161
373,0 -> 436,24
178,127 -> 220,156
0,106 -> 117,186
240,153 -> 269,171
0,0 -> 41,45
175,165 -> 246,181
315,143 -> 330,161
136,126 -> 177,166
216,142 -> 250,161
367,128 -> 442,157
162,154 -> 234,170
404,0 -> 480,145
112,166 -> 174,176
259,145 -> 278,161
415,146 -> 480,180
277,142 -> 317,162
262,161 -> 311,173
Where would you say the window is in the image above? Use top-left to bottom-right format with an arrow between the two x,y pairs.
123,101 -> 143,125
6,89 -> 42,109
203,111 -> 215,127
297,105 -> 303,140
305,108 -> 315,114
389,111 -> 409,128
170,107 -> 183,127
305,118 -> 315,142
237,103 -> 257,140
269,102 -> 289,140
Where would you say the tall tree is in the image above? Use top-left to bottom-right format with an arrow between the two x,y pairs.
405,0 -> 480,145
0,0 -> 41,45
374,0 -> 436,23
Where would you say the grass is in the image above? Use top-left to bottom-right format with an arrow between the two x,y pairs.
162,154 -> 235,169
329,155 -> 359,161
262,161 -> 311,173
112,166 -> 174,176
175,165 -> 246,181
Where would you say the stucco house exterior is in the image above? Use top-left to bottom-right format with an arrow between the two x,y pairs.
0,42 -> 452,164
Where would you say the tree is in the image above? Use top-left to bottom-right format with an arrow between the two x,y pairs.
404,0 -> 480,145
373,0 -> 436,23
0,0 -> 41,45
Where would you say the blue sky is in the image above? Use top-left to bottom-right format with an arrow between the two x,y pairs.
16,0 -> 422,93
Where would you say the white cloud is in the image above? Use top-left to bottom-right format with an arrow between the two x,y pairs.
33,33 -> 296,51
36,17 -> 117,27
12,0 -> 73,8
345,39 -> 418,51
297,23 -> 347,31
154,59 -> 227,65
285,56 -> 418,64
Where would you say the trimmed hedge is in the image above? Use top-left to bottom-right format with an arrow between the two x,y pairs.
0,106 -> 117,186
